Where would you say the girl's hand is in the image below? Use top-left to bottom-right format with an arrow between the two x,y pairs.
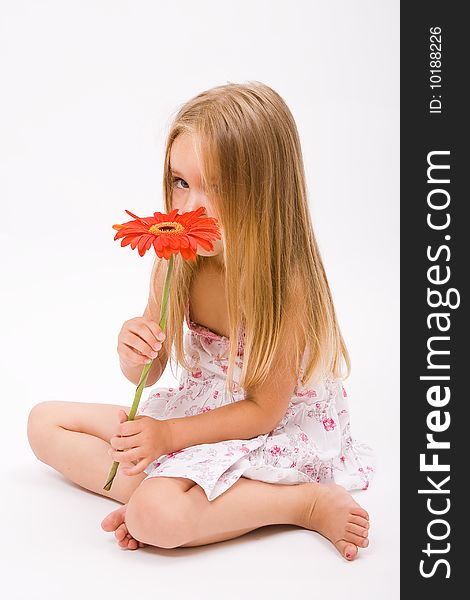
109,410 -> 173,476
117,316 -> 166,368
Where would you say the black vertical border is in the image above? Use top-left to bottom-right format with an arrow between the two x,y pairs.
401,2 -> 465,595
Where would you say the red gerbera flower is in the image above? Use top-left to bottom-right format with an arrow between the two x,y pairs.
112,206 -> 221,260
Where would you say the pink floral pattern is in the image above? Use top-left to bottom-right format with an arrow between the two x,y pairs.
322,417 -> 336,431
135,304 -> 375,501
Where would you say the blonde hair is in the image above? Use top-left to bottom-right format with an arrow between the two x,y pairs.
150,80 -> 351,396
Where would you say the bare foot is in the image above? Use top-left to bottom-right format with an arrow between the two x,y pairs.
101,504 -> 147,550
300,482 -> 370,561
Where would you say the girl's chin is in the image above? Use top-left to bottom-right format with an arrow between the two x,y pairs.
197,249 -> 225,266
197,244 -> 223,257
197,251 -> 221,258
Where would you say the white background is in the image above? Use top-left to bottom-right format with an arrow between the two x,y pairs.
0,1 -> 399,598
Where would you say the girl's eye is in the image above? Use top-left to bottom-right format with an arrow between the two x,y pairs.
172,177 -> 189,190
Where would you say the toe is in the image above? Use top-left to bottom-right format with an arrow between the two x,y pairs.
127,537 -> 138,550
101,515 -> 117,531
336,540 -> 358,561
350,514 -> 369,529
344,530 -> 369,547
115,524 -> 128,542
353,507 -> 369,521
101,507 -> 125,531
346,523 -> 369,538
119,534 -> 130,548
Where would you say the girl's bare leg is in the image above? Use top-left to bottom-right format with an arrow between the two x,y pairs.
125,475 -> 371,560
28,402 -> 371,559
182,479 -> 370,560
181,478 -> 305,545
28,400 -> 153,549
27,400 -> 147,505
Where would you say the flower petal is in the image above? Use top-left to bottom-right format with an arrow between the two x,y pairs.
113,206 -> 220,261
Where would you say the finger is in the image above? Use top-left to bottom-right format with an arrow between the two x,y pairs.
131,322 -> 166,359
109,446 -> 141,463
144,320 -> 166,346
137,321 -> 166,352
121,457 -> 149,477
110,433 -> 141,451
124,337 -> 159,362
119,415 -> 146,437
121,324 -> 161,361
120,344 -> 152,366
132,334 -> 162,360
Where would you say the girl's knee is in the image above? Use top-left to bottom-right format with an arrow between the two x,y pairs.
28,400 -> 56,419
27,401 -> 58,455
125,480 -> 193,548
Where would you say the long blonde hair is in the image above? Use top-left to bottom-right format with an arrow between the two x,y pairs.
150,81 -> 351,396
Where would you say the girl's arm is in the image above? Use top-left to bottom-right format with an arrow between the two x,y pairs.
166,398 -> 275,451
165,331 -> 299,451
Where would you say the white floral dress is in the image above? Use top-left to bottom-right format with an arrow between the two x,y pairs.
135,304 -> 375,501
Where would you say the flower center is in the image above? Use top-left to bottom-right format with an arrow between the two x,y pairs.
149,221 -> 185,235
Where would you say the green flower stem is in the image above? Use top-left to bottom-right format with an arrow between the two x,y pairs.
103,253 -> 175,491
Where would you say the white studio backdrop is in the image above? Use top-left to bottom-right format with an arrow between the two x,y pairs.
0,1 -> 399,599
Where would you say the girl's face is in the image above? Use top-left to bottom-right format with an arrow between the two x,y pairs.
169,133 -> 224,261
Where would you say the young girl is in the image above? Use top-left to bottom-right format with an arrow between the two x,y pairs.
27,81 -> 375,561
